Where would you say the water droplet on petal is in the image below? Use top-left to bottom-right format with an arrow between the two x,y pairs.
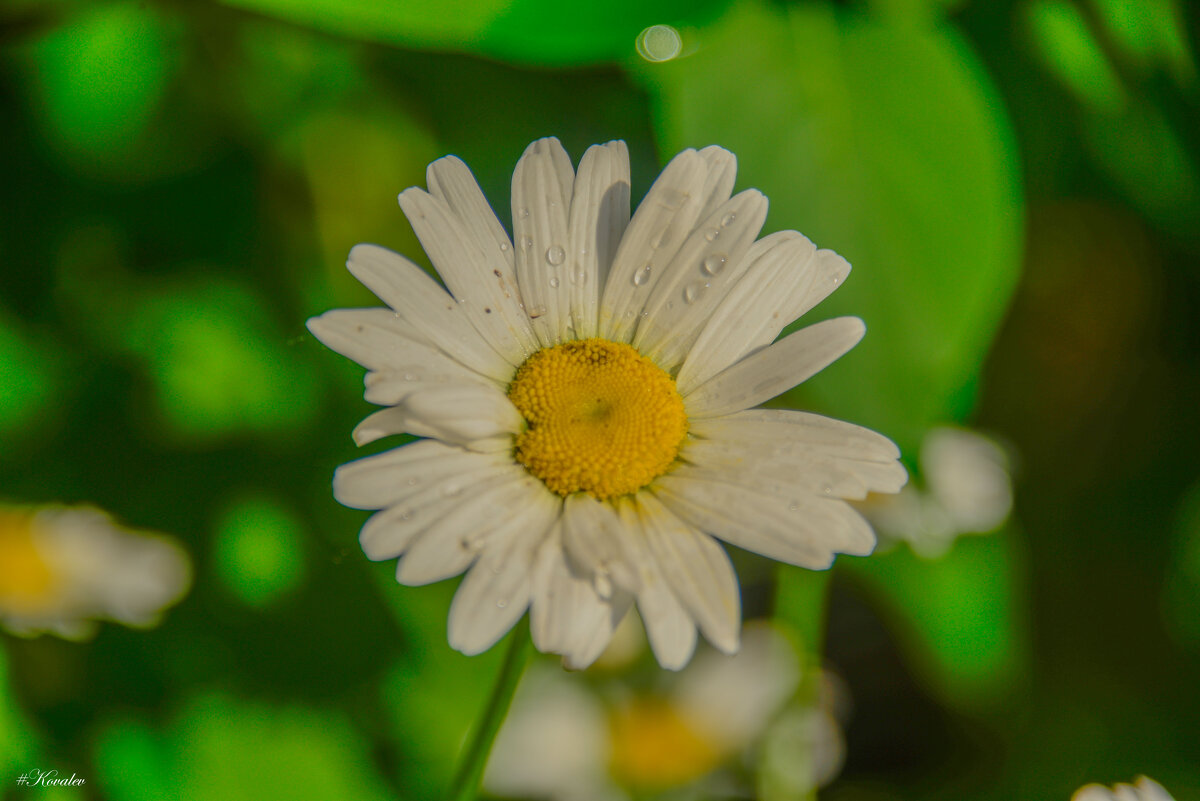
500,241 -> 511,252
822,483 -> 833,495
519,207 -> 531,218
521,236 -> 533,250
788,502 -> 799,512
496,599 -> 508,608
701,254 -> 727,276
721,212 -> 737,227
593,567 -> 613,600
683,281 -> 707,304
546,245 -> 565,266
529,304 -> 547,319
704,228 -> 720,242
406,478 -> 419,486
632,263 -> 652,286
548,276 -> 560,288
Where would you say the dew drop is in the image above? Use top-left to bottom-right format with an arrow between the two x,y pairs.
529,304 -> 547,319
683,281 -> 707,304
500,241 -> 511,252
721,212 -> 737,227
521,236 -> 533,250
403,372 -> 417,381
548,276 -> 560,288
406,478 -> 419,486
632,263 -> 652,286
496,599 -> 508,608
400,509 -> 414,520
821,483 -> 833,496
788,502 -> 799,512
704,228 -> 720,242
546,245 -> 565,266
593,568 -> 613,600
701,254 -> 728,276
519,207 -> 530,219
650,230 -> 671,249
572,268 -> 587,285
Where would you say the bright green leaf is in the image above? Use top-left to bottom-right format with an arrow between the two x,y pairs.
1028,0 -> 1127,114
214,495 -> 307,607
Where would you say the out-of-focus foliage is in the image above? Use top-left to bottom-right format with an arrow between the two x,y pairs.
1,0 -> 1198,798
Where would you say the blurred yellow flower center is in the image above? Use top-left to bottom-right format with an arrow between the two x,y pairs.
608,697 -> 722,789
508,339 -> 687,500
0,512 -> 59,614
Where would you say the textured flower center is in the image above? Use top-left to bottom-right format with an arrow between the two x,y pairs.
0,512 -> 59,614
508,339 -> 687,500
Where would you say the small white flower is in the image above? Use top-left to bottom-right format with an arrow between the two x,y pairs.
865,426 -> 1012,558
1072,776 -> 1175,801
309,138 -> 906,669
485,622 -> 808,800
0,504 -> 192,640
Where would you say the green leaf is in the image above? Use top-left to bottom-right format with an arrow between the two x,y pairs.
218,0 -> 731,65
94,694 -> 394,801
635,1 -> 1023,452
843,530 -> 1028,711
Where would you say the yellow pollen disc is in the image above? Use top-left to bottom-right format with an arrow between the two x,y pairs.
508,338 -> 688,500
0,512 -> 60,615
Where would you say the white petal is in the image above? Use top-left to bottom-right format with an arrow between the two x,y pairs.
653,474 -> 876,569
530,522 -> 631,668
598,149 -> 710,343
567,141 -> 630,339
357,463 -> 524,561
696,145 -> 738,221
782,248 -> 852,324
333,440 -> 505,510
681,440 -> 907,500
399,383 -> 523,443
447,492 -> 560,655
308,308 -> 492,380
512,137 -> 576,346
397,475 -> 551,586
636,493 -> 740,654
345,244 -> 512,381
615,500 -> 696,670
690,409 -> 902,463
399,185 -> 540,364
684,317 -> 866,418
561,494 -> 643,595
632,189 -> 769,370
362,370 -> 496,407
674,232 -> 818,394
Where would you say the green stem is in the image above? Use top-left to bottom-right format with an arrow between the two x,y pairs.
446,624 -> 532,801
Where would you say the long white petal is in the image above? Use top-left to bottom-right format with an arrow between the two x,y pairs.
684,317 -> 865,418
399,185 -> 540,364
636,493 -> 740,654
690,409 -> 902,462
447,491 -> 560,655
400,384 -> 523,443
513,137 -> 576,346
632,189 -> 768,370
654,474 -> 876,569
696,146 -> 738,221
567,141 -> 630,339
345,244 -> 512,381
530,522 -> 631,668
333,440 -> 503,510
598,149 -> 710,343
615,500 -> 696,670
396,475 -> 551,586
357,462 -> 526,561
674,233 -> 818,394
561,494 -> 643,596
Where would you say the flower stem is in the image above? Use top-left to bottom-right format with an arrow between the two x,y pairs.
446,624 -> 532,801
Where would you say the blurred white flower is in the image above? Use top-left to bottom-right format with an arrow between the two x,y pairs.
1072,776 -> 1175,801
484,622 -> 844,799
863,426 -> 1013,557
0,504 -> 191,640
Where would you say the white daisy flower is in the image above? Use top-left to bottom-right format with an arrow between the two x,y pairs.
309,137 -> 906,669
0,504 -> 192,640
1072,776 -> 1175,801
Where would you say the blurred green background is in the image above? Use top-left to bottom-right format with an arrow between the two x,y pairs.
1,0 -> 1198,798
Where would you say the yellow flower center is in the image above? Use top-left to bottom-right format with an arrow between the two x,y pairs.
0,511 -> 60,615
608,697 -> 723,790
508,339 -> 687,500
